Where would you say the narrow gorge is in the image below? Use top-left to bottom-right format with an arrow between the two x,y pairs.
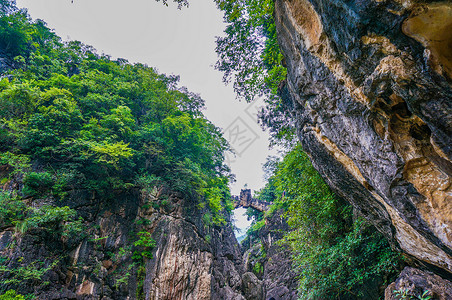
0,0 -> 451,299
273,0 -> 452,295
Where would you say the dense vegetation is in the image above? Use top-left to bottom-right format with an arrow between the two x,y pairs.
0,0 -> 406,298
247,146 -> 402,298
0,1 -> 232,209
0,2 -> 233,296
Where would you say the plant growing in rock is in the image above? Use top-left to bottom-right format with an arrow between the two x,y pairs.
0,290 -> 25,300
114,268 -> 132,290
22,172 -> 54,198
215,0 -> 294,144
0,191 -> 25,228
0,259 -> 59,289
132,231 -> 156,260
254,145 -> 403,298
394,289 -> 432,300
16,205 -> 85,244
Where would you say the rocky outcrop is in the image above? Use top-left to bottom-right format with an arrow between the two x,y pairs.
274,0 -> 452,284
241,272 -> 264,300
0,186 -> 247,299
242,210 -> 299,300
258,210 -> 298,300
385,267 -> 452,300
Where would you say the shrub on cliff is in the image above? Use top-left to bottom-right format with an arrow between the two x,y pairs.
0,290 -> 25,300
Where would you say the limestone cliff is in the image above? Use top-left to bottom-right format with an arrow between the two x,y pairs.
253,210 -> 298,300
234,190 -> 299,299
274,0 -> 452,283
0,185 -> 246,299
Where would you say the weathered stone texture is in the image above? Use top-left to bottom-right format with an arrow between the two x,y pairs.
0,187 -> 246,299
385,267 -> 452,300
274,0 -> 452,282
259,211 -> 299,300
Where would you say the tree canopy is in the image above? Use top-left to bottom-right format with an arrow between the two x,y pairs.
214,0 -> 295,145
0,5 -> 233,234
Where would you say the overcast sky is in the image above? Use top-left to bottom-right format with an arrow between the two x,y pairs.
16,0 -> 278,233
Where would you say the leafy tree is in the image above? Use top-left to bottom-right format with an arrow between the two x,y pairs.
16,205 -> 85,242
256,145 -> 402,298
0,191 -> 26,228
0,2 -> 233,243
215,0 -> 294,144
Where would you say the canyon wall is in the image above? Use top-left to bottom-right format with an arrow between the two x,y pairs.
274,0 -> 452,284
0,186 -> 247,299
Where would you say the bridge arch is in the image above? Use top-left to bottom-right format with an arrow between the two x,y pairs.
232,189 -> 270,212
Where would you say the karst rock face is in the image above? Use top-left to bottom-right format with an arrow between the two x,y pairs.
274,0 -> 452,277
0,186 -> 246,299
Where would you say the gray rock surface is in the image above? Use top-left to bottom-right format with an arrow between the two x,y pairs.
242,272 -> 264,300
259,211 -> 299,300
0,187 -> 246,299
240,209 -> 299,300
385,267 -> 452,300
274,0 -> 452,282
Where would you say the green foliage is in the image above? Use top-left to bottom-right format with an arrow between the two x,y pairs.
0,290 -> 25,300
133,231 -> 156,260
0,191 -> 25,228
16,205 -> 85,242
0,259 -> 58,287
0,0 -> 16,16
204,179 -> 232,225
0,2 -> 235,297
0,152 -> 30,176
394,289 -> 432,300
136,264 -> 146,300
202,212 -> 213,226
22,172 -> 54,197
114,271 -> 131,289
215,0 -> 280,100
0,6 -> 232,221
204,234 -> 212,243
251,219 -> 265,232
292,219 -> 401,299
89,140 -> 133,168
253,261 -> 263,275
1,191 -> 80,244
215,0 -> 294,144
259,145 -> 402,298
241,213 -> 264,248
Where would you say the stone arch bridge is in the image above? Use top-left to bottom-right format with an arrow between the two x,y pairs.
231,189 -> 270,212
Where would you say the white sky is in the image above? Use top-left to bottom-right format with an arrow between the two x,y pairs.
16,0 -> 278,232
